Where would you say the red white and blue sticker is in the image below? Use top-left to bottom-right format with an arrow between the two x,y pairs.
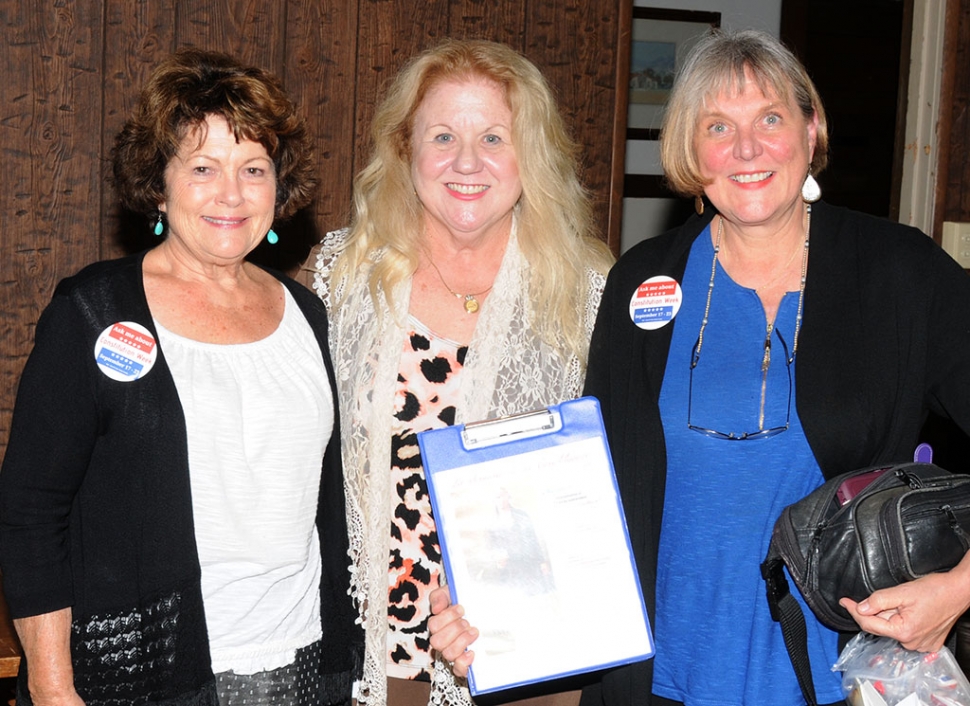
94,321 -> 158,382
629,276 -> 683,330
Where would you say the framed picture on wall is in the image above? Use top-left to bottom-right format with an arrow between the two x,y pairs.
627,7 -> 720,139
624,7 -> 720,197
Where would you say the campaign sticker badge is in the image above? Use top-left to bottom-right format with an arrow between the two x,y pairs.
94,321 -> 158,382
629,276 -> 683,330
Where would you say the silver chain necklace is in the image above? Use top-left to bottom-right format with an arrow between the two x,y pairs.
692,203 -> 811,430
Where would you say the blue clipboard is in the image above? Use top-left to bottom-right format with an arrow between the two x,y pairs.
417,396 -> 654,696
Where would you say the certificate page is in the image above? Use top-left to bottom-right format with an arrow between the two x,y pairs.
428,435 -> 653,694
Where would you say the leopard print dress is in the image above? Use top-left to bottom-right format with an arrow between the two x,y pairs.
386,317 -> 467,682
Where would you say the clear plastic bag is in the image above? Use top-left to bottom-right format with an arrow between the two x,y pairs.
833,633 -> 970,706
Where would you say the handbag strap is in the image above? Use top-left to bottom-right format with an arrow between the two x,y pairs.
761,553 -> 819,706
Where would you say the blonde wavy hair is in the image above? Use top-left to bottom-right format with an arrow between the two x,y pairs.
660,28 -> 829,197
331,38 -> 613,362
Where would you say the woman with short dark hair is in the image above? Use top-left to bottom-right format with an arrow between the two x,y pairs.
0,48 -> 361,706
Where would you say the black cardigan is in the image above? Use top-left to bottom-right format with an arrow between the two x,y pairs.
0,253 -> 362,705
580,201 -> 970,705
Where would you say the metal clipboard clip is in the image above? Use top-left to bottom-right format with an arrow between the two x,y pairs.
461,407 -> 563,450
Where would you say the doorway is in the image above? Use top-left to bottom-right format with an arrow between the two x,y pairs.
781,0 -> 909,219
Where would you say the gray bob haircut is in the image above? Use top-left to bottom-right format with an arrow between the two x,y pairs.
659,28 -> 829,197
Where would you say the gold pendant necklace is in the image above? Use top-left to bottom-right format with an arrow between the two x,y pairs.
428,258 -> 493,314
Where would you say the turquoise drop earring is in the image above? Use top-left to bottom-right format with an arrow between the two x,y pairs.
153,215 -> 164,236
266,229 -> 279,245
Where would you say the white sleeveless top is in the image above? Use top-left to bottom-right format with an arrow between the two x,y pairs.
156,285 -> 333,675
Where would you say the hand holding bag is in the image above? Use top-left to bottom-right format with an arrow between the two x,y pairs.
761,461 -> 970,706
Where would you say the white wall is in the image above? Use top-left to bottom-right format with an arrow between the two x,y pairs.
621,0 -> 783,252
639,0 -> 781,33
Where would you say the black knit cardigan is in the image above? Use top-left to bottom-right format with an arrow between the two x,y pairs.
580,201 -> 970,705
0,253 -> 363,705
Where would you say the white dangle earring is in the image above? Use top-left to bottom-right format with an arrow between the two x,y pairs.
802,173 -> 821,203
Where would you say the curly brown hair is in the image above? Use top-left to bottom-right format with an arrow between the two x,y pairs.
112,48 -> 317,221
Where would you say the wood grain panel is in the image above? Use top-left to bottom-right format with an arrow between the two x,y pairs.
102,0 -> 178,260
0,0 -> 104,451
447,0 -> 525,48
278,0 -> 360,265
0,0 -> 627,458
353,0 -> 451,166
175,0 -> 285,69
944,0 -> 970,221
0,580 -> 23,672
525,0 -> 620,246
0,580 -> 22,677
608,0 -> 632,254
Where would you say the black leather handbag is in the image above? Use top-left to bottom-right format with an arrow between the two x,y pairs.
761,462 -> 970,706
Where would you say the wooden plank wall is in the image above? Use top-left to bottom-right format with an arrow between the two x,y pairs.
0,0 -> 625,456
942,0 -> 970,227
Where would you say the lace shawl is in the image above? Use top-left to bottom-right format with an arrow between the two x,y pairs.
307,228 -> 605,706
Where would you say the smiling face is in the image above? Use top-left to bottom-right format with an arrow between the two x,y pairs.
159,114 -> 277,266
410,77 -> 522,245
695,69 -> 817,230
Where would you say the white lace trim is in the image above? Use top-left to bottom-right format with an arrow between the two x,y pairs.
308,228 -> 605,705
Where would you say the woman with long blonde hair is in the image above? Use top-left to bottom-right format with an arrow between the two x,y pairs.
302,37 -> 612,706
